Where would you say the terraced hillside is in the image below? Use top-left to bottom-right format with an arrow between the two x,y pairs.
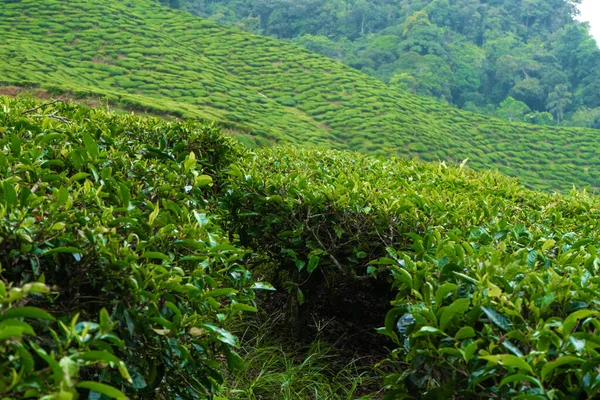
2,0 -> 600,191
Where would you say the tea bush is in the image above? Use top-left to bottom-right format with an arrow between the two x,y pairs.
0,97 -> 265,399
223,146 -> 600,398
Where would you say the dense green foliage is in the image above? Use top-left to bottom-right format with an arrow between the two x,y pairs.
224,146 -> 600,398
3,0 -> 600,397
4,94 -> 600,398
170,0 -> 600,127
0,97 -> 267,399
3,0 -> 600,192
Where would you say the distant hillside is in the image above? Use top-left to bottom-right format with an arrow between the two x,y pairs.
1,0 -> 600,191
167,0 -> 600,128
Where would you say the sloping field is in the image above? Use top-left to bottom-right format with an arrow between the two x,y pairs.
2,0 -> 599,191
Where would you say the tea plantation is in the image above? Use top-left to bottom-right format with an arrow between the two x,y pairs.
2,0 -> 600,192
0,97 -> 266,399
224,146 -> 600,398
3,97 -> 600,399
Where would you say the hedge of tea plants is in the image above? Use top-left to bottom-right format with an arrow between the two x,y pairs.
2,0 -> 600,192
0,97 -> 269,399
223,146 -> 600,399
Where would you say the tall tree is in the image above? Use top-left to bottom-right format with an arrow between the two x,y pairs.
496,96 -> 531,122
546,84 -> 572,123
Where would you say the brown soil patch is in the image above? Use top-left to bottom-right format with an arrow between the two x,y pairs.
92,57 -> 113,65
0,86 -> 28,97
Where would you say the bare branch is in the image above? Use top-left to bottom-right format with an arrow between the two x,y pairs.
28,112 -> 72,125
21,99 -> 65,115
307,224 -> 372,281
30,179 -> 41,194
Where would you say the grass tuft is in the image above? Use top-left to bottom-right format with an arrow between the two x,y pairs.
222,311 -> 381,400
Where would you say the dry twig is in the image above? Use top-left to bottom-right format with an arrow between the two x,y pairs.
21,100 -> 72,124
29,111 -> 72,124
21,99 -> 65,115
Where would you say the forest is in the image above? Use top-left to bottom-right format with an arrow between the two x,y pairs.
162,0 -> 600,128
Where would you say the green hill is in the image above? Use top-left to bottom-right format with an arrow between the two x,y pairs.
2,0 -> 600,191
164,0 -> 600,128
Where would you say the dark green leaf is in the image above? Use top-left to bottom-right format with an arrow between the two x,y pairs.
76,382 -> 126,400
82,132 -> 99,159
0,307 -> 55,322
481,306 -> 511,332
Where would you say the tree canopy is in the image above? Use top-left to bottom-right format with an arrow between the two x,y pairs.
162,0 -> 600,127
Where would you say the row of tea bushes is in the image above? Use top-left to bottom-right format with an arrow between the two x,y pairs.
2,0 -> 600,191
0,97 -> 266,398
222,146 -> 600,398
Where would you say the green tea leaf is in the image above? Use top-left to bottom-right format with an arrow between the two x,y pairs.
369,257 -> 396,265
541,356 -> 585,380
307,255 -> 320,273
439,298 -> 470,331
42,246 -> 82,255
297,288 -> 305,305
394,267 -> 413,289
413,326 -> 447,337
3,181 -> 17,208
502,340 -> 523,357
542,239 -> 556,252
70,172 -> 90,182
10,133 -> 21,157
527,250 -> 538,267
563,310 -> 597,337
183,151 -> 196,172
479,354 -> 533,373
76,350 -> 123,365
0,307 -> 55,322
206,288 -> 237,297
499,373 -> 543,389
435,283 -> 458,309
382,307 -> 407,342
251,282 -> 276,291
82,132 -> 99,160
76,382 -> 126,400
227,164 -> 243,178
224,346 -> 245,370
119,182 -> 131,209
482,306 -> 511,332
59,356 -> 79,387
141,251 -> 170,261
455,326 -> 475,340
199,323 -> 239,347
76,351 -> 131,382
453,272 -> 479,285
50,222 -> 66,231
0,319 -> 35,335
30,342 -> 62,385
99,308 -> 111,334
195,175 -> 213,187
0,326 -> 26,341
231,303 -> 258,312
